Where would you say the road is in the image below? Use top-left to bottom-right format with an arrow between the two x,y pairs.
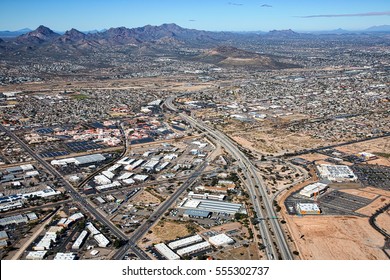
0,123 -> 149,260
113,161 -> 208,260
164,96 -> 293,260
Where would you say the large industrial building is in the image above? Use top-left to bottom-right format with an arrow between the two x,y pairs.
179,198 -> 244,215
154,243 -> 180,260
299,182 -> 328,198
54,252 -> 76,260
296,203 -> 321,215
51,153 -> 105,166
317,164 -> 357,182
183,209 -> 212,219
168,235 -> 203,250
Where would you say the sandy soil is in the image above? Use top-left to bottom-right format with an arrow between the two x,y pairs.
357,196 -> 390,216
299,153 -> 329,162
215,243 -> 261,260
142,221 -> 193,245
339,189 -> 379,200
131,190 -> 161,205
375,210 -> 390,235
286,215 -> 387,260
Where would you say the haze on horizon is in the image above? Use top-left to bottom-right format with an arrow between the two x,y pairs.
0,0 -> 389,32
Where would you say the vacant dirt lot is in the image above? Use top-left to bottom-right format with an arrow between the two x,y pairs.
215,243 -> 261,260
131,190 -> 161,205
142,220 -> 195,246
285,215 -> 387,260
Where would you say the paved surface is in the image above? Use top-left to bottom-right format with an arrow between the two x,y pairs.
164,96 -> 292,260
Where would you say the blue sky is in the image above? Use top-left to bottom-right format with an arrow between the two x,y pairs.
0,0 -> 389,31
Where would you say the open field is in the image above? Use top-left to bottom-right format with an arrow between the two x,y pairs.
131,190 -> 161,205
285,215 -> 387,260
142,220 -> 194,244
215,243 -> 261,260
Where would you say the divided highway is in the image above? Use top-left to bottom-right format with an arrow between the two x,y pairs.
164,96 -> 293,260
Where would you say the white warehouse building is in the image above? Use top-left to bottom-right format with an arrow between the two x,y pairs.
299,182 -> 328,198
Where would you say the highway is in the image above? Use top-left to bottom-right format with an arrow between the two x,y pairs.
0,123 -> 148,260
164,96 -> 293,260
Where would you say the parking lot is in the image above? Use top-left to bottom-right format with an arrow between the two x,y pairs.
284,189 -> 375,216
351,164 -> 390,191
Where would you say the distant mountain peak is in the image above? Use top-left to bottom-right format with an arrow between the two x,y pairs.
17,25 -> 60,43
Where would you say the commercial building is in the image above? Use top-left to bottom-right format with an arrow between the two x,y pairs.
183,209 -> 212,219
74,154 -> 106,165
188,191 -> 225,201
168,235 -> 203,250
299,182 -> 328,198
0,214 -> 28,226
94,175 -> 111,185
208,234 -> 234,247
54,252 -> 76,260
33,232 -> 57,251
180,198 -> 244,215
176,241 -> 211,257
21,186 -> 61,199
102,170 -> 115,179
154,243 -> 180,260
296,203 -> 321,215
133,174 -> 148,182
26,251 -> 47,260
72,230 -> 88,250
317,164 -> 357,182
95,181 -> 121,191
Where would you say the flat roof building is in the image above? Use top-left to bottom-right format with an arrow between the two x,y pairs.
208,234 -> 234,247
74,154 -> 106,165
154,243 -> 180,260
54,252 -> 76,260
176,241 -> 211,257
181,199 -> 244,215
183,209 -> 212,219
94,233 -> 110,247
72,230 -> 88,250
26,251 -> 47,260
296,203 -> 321,215
317,164 -> 357,182
299,182 -> 328,198
168,235 -> 203,250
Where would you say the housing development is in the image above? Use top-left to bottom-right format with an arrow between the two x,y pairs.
0,22 -> 389,261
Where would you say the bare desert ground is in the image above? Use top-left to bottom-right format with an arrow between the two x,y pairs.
285,215 -> 387,260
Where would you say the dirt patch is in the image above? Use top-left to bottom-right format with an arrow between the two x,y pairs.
285,215 -> 387,260
142,220 -> 195,245
357,196 -> 390,216
339,189 -> 379,200
375,210 -> 390,235
215,243 -> 261,260
131,190 -> 161,205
